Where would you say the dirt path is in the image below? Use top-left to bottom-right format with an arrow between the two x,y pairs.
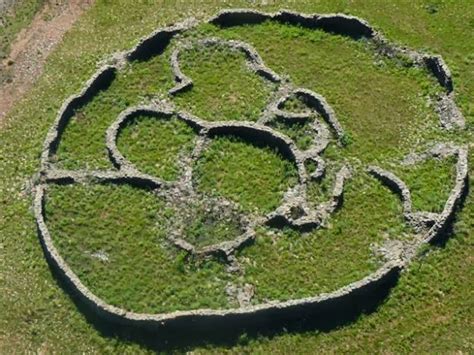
0,0 -> 95,125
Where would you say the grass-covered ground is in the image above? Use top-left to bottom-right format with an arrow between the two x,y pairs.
45,183 -> 233,314
173,42 -> 275,123
390,155 -> 458,212
117,113 -> 196,181
0,0 -> 473,353
195,134 -> 299,213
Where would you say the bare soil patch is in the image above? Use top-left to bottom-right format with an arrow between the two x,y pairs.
0,0 -> 94,124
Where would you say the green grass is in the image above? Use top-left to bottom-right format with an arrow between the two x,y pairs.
389,155 -> 458,212
44,176 -> 399,313
267,117 -> 315,150
54,35 -> 275,170
0,0 -> 473,353
116,113 -> 196,181
195,134 -> 299,213
306,161 -> 341,207
204,20 -> 445,163
183,199 -> 244,248
54,19 -> 448,171
54,55 -> 173,170
280,93 -> 313,114
173,42 -> 275,122
45,183 -> 232,313
238,172 -> 407,304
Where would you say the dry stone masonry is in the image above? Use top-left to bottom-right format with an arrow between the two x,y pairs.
33,9 -> 469,331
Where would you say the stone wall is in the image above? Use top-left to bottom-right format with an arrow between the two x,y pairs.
33,8 -> 469,333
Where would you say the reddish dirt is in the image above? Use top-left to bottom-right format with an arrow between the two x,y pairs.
0,0 -> 95,124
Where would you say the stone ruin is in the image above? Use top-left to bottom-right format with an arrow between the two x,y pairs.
33,9 -> 468,332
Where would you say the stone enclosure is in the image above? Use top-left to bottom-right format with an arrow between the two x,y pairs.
34,9 -> 468,332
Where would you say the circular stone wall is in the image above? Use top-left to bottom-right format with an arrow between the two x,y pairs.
34,9 -> 468,332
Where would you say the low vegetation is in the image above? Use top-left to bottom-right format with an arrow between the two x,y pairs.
390,155 -> 458,212
173,43 -> 275,122
267,117 -> 315,150
195,134 -> 299,213
117,113 -> 196,181
0,0 -> 472,353
45,183 -> 232,313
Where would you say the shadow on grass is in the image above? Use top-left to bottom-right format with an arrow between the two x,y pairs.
430,181 -> 469,248
42,183 -> 468,352
43,259 -> 397,352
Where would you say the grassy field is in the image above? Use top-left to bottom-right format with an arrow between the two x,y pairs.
195,134 -> 299,213
0,0 -> 473,353
117,113 -> 196,181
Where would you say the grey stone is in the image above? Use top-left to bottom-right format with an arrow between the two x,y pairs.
32,8 -> 469,331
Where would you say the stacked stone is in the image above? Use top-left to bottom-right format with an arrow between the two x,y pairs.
33,8 -> 468,332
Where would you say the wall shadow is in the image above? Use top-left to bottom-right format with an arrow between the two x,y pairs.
44,259 -> 399,352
